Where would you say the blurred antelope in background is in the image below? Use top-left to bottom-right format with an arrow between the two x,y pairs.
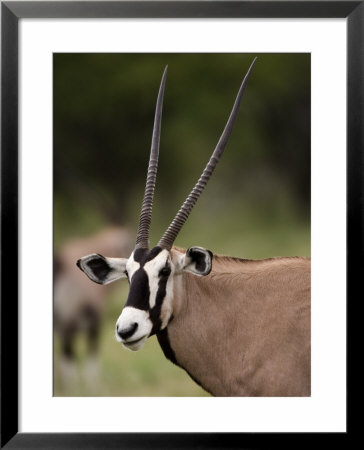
54,226 -> 133,386
77,60 -> 311,396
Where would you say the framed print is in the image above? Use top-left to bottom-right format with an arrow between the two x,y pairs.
1,1 -> 360,448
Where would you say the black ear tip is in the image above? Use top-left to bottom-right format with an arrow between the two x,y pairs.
76,259 -> 81,269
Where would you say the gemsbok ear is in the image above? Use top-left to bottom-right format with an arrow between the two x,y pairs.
76,253 -> 128,285
182,247 -> 213,276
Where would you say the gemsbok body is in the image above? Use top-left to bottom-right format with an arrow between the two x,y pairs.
77,60 -> 311,396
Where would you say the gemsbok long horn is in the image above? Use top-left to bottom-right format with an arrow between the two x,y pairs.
158,57 -> 257,250
135,66 -> 168,249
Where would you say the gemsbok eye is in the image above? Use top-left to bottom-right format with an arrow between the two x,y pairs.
159,267 -> 171,277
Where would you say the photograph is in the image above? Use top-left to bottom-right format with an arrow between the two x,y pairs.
2,0 -> 356,444
53,53 -> 311,397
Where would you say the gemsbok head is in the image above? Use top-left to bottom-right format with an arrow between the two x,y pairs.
77,59 -> 311,396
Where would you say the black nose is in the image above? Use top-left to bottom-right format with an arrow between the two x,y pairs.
117,322 -> 138,340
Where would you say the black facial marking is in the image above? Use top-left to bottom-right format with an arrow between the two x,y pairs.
159,266 -> 171,277
133,246 -> 162,266
144,246 -> 163,264
133,247 -> 149,263
85,254 -> 111,283
149,272 -> 169,335
125,268 -> 150,311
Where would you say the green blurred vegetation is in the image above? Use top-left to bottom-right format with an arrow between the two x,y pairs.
53,53 -> 310,396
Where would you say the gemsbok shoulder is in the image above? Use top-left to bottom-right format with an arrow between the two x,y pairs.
77,59 -> 311,396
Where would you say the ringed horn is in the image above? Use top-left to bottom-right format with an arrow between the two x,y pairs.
136,58 -> 257,250
135,66 -> 168,249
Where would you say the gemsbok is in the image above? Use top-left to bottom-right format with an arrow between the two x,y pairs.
54,226 -> 133,385
77,59 -> 311,396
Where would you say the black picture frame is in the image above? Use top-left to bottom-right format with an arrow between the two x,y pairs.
1,1 -> 359,448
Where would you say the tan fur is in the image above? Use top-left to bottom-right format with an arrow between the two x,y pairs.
168,248 -> 311,396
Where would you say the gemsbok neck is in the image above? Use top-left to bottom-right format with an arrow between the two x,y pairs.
163,251 -> 311,396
